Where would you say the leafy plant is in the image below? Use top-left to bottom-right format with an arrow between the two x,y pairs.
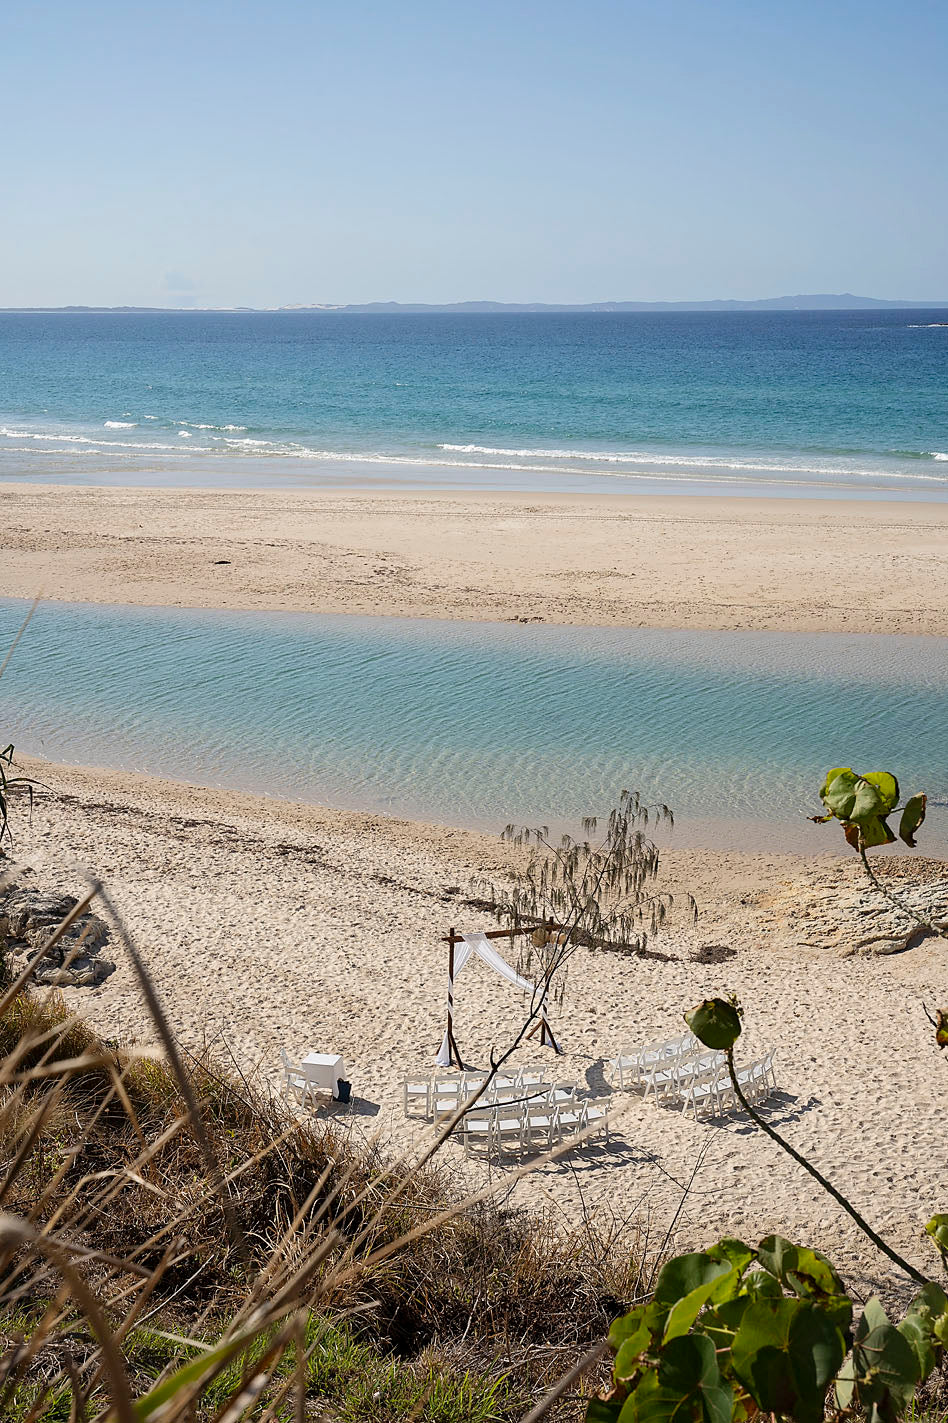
589,1236 -> 947,1423
812,767 -> 927,852
588,997 -> 948,1422
812,766 -> 948,951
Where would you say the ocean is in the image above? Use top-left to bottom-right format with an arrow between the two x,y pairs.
1,309 -> 947,498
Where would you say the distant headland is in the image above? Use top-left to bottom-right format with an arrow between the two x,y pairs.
3,293 -> 948,314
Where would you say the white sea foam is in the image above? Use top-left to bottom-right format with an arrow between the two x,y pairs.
104,420 -> 137,429
932,452 -> 948,461
176,420 -> 248,431
438,441 -> 948,480
177,430 -> 192,438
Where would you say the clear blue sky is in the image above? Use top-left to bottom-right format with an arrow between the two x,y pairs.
2,0 -> 946,307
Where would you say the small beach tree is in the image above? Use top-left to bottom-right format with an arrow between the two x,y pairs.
0,743 -> 32,856
474,789 -> 696,1020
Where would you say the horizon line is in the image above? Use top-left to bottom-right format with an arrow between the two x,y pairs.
3,291 -> 948,315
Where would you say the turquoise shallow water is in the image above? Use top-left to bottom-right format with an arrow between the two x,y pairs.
1,600 -> 946,853
1,310 -> 947,498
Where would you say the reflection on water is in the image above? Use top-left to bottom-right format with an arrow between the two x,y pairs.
1,600 -> 946,853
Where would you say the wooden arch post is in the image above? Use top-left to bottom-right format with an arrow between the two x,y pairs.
440,922 -> 563,1065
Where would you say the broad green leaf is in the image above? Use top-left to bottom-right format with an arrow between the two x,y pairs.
731,1298 -> 846,1423
858,814 -> 896,848
654,1253 -> 734,1307
862,772 -> 899,813
664,1267 -> 741,1342
853,1322 -> 920,1409
925,1214 -> 948,1256
820,768 -> 854,804
849,778 -> 886,825
856,1296 -> 890,1341
611,1305 -> 650,1353
899,793 -> 927,847
615,1313 -> 655,1381
743,1269 -> 783,1301
897,1312 -> 936,1381
622,1333 -> 732,1423
756,1237 -> 845,1297
822,770 -> 859,819
685,999 -> 741,1051
707,1239 -> 756,1275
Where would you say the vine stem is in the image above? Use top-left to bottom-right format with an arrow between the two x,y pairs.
859,845 -> 948,942
725,1047 -> 929,1286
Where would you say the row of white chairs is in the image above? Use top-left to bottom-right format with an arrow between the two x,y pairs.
403,1065 -> 553,1119
609,1031 -> 700,1089
642,1048 -> 727,1104
461,1096 -> 611,1158
679,1053 -> 777,1120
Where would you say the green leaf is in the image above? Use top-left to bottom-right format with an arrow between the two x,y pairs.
707,1239 -> 756,1275
856,1297 -> 891,1341
685,1000 -> 742,1051
731,1298 -> 846,1423
663,1267 -> 741,1342
849,777 -> 886,825
614,1309 -> 656,1381
587,1399 -> 624,1423
897,1313 -> 936,1382
853,1321 -> 920,1411
756,1236 -> 846,1298
654,1253 -> 734,1307
611,1306 -> 652,1353
820,768 -> 854,807
925,1214 -> 948,1257
858,814 -> 896,848
622,1333 -> 732,1423
862,772 -> 899,813
899,793 -> 927,847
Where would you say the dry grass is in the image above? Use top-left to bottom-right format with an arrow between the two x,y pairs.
0,907 -> 644,1422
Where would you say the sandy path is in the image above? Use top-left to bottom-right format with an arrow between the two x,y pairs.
2,482 -> 947,634
6,755 -> 946,1298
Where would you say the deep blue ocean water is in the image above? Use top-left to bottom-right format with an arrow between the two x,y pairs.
1,310 -> 947,497
2,600 -> 946,852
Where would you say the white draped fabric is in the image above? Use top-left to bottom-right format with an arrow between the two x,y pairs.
436,931 -> 551,1065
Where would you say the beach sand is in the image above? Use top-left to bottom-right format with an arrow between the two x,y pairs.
8,755 -> 946,1297
2,481 -> 948,634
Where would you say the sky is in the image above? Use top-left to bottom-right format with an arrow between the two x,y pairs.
2,0 -> 946,307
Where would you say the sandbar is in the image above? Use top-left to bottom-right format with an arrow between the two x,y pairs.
2,482 -> 947,634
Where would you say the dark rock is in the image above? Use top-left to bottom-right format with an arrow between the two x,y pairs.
0,884 -> 113,986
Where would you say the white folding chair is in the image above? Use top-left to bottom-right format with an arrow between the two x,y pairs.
461,1105 -> 496,1155
583,1098 -> 611,1144
494,1103 -> 527,1156
280,1049 -> 316,1110
403,1074 -> 432,1117
432,1076 -> 464,1122
524,1102 -> 557,1152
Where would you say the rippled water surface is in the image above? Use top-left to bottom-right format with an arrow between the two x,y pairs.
1,600 -> 946,852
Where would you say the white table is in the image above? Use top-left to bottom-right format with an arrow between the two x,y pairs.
302,1052 -> 346,1099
